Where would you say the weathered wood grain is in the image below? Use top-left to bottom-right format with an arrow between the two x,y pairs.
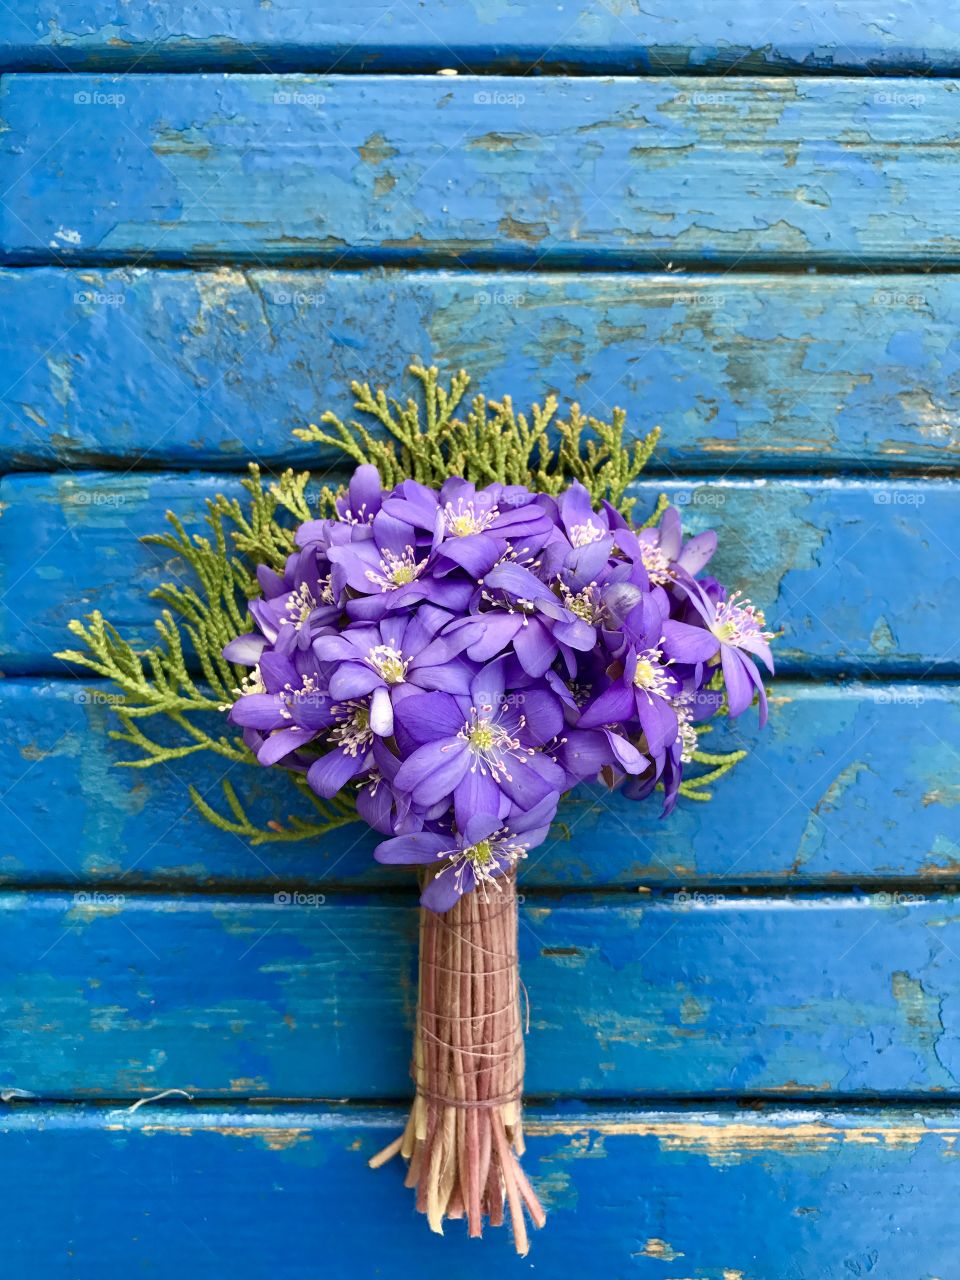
3,2 -> 959,73
3,267 -> 958,472
1,471 -> 955,675
4,1103 -> 960,1279
6,891 -> 960,1098
4,678 -> 958,888
5,75 -> 960,266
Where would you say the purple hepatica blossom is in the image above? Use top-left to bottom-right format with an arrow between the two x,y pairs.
306,697 -> 379,797
636,505 -> 718,586
226,648 -> 336,766
245,545 -> 341,656
326,509 -> 474,624
577,640 -> 681,756
375,795 -> 559,912
311,606 -> 477,737
392,664 -> 565,832
459,561 -> 596,678
554,480 -> 610,549
336,463 -> 383,525
383,476 -> 556,576
555,726 -> 648,787
668,584 -> 775,724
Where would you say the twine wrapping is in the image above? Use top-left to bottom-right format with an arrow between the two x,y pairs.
370,870 -> 545,1254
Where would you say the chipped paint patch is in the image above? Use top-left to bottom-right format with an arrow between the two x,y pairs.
138,1125 -> 312,1151
524,1118 -> 960,1167
870,616 -> 897,655
638,1237 -> 684,1260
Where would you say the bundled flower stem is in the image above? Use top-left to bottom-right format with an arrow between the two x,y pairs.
370,872 -> 544,1254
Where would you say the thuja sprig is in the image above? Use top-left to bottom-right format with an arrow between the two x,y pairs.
189,777 -> 359,845
677,725 -> 748,803
55,465 -> 358,841
295,362 -> 662,520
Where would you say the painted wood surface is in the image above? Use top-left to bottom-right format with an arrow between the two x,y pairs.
3,2 -> 960,74
7,74 -> 960,267
4,678 -> 959,889
6,891 -> 960,1099
2,471 -> 955,675
4,1103 -> 960,1280
3,267 -> 959,473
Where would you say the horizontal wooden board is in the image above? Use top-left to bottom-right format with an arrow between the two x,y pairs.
4,3 -> 959,74
3,1103 -> 960,1279
4,678 -> 959,888
6,75 -> 960,266
0,471 -> 955,675
6,892 -> 960,1098
3,267 -> 959,472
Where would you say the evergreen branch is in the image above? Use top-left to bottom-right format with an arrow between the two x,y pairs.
294,362 -> 662,518
189,780 -> 360,845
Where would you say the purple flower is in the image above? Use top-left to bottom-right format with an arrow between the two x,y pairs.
577,642 -> 680,756
392,664 -> 565,832
311,606 -> 476,737
246,546 -> 340,655
555,726 -> 648,785
461,560 -> 596,677
375,794 -> 558,911
306,698 -> 378,797
227,648 -> 335,766
326,508 -> 474,623
671,585 -> 774,723
637,505 -> 718,585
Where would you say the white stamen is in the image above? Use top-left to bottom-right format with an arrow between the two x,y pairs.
710,591 -> 774,646
569,519 -> 604,548
365,644 -> 408,684
632,646 -> 674,699
673,694 -> 698,763
558,578 -> 601,623
280,583 -> 318,631
639,540 -> 673,586
443,498 -> 499,537
365,546 -> 424,592
451,701 -> 534,783
329,701 -> 374,756
433,830 -> 531,899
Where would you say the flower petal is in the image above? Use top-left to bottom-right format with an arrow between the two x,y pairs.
223,633 -> 267,665
329,663 -> 382,701
454,766 -> 500,833
420,866 -> 469,913
577,680 -> 635,729
394,738 -> 469,804
394,692 -> 466,745
374,832 -> 450,865
369,686 -> 394,737
307,747 -> 366,798
721,645 -> 755,718
661,619 -> 720,664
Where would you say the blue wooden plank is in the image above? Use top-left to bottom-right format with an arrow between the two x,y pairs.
2,3 -> 959,73
3,267 -> 958,472
3,678 -> 958,887
1,471 -> 955,675
2,1103 -> 959,1279
5,891 -> 960,1098
5,75 -> 960,266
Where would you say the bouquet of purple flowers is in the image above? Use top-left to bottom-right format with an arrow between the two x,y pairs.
62,366 -> 772,1255
226,465 -> 772,913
